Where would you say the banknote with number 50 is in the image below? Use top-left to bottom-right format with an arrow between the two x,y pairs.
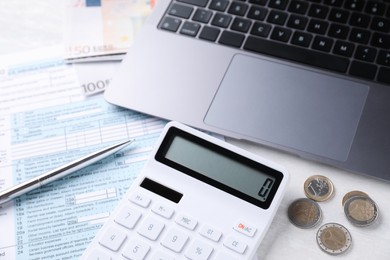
64,0 -> 156,62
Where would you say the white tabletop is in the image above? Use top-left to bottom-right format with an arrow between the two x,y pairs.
1,1 -> 389,260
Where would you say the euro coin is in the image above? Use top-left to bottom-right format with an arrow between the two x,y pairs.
342,190 -> 369,206
344,195 -> 379,227
316,223 -> 352,255
304,175 -> 334,202
288,198 -> 322,228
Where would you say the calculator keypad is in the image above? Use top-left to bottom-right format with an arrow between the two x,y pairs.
152,204 -> 175,219
161,227 -> 189,253
114,206 -> 142,229
122,238 -> 151,259
138,216 -> 166,240
99,226 -> 127,251
185,239 -> 214,260
200,225 -> 222,242
223,236 -> 247,254
175,214 -> 198,230
92,191 -> 256,259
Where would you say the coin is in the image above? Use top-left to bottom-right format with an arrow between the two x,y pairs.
342,190 -> 369,206
304,175 -> 335,202
344,195 -> 379,227
287,198 -> 322,228
316,223 -> 352,255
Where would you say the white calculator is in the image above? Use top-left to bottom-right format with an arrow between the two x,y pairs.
81,121 -> 289,260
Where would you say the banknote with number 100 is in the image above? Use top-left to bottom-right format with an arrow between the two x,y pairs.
64,0 -> 156,62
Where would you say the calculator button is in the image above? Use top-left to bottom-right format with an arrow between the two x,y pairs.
185,239 -> 214,260
114,206 -> 142,229
99,226 -> 127,251
122,238 -> 150,260
152,204 -> 175,219
175,214 -> 198,230
137,216 -> 165,241
151,251 -> 176,260
130,193 -> 151,208
200,225 -> 222,242
161,227 -> 189,253
233,221 -> 257,237
85,249 -> 113,260
223,236 -> 247,254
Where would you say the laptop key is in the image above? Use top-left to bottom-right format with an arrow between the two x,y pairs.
248,0 -> 267,6
312,36 -> 334,52
211,13 -> 233,28
344,0 -> 364,11
247,6 -> 268,21
286,14 -> 308,30
288,0 -> 309,14
377,50 -> 390,67
328,8 -> 350,24
177,0 -> 209,7
209,0 -> 229,11
169,3 -> 194,19
349,28 -> 370,44
354,46 -> 377,62
250,22 -> 272,37
267,10 -> 288,25
244,36 -> 349,73
371,17 -> 390,33
307,19 -> 328,35
228,2 -> 249,16
199,26 -> 220,42
270,27 -> 292,42
365,1 -> 386,16
324,0 -> 343,7
192,9 -> 213,23
333,40 -> 355,57
308,4 -> 329,19
377,67 -> 390,84
268,0 -> 288,10
180,21 -> 201,37
349,61 -> 377,80
218,31 -> 245,48
291,31 -> 313,47
160,17 -> 182,32
328,24 -> 349,40
231,17 -> 252,33
371,33 -> 390,49
349,13 -> 370,28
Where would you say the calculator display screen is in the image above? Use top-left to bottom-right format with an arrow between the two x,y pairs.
156,127 -> 284,209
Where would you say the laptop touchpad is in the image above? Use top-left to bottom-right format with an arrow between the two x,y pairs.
204,54 -> 369,161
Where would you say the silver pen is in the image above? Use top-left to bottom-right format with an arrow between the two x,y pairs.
0,139 -> 134,205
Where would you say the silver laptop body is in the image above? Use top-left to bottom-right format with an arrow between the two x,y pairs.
105,0 -> 390,181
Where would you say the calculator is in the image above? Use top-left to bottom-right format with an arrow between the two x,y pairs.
81,121 -> 289,260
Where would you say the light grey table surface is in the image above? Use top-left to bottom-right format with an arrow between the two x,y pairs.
0,1 -> 389,260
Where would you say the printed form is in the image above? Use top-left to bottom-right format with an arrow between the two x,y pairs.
0,46 -> 166,259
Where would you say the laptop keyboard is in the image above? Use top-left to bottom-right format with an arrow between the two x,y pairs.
158,0 -> 390,85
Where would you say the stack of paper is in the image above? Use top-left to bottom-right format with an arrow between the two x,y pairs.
0,46 -> 167,260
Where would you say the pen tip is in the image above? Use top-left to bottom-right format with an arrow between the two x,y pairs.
124,139 -> 135,145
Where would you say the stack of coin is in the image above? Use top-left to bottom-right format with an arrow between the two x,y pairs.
342,191 -> 379,227
287,175 -> 355,256
287,175 -> 334,229
304,175 -> 335,202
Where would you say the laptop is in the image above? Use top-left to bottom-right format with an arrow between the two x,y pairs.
105,0 -> 390,181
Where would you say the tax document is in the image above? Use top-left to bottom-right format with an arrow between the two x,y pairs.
0,46 -> 166,259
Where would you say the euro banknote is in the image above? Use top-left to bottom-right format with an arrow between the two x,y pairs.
64,0 -> 156,62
